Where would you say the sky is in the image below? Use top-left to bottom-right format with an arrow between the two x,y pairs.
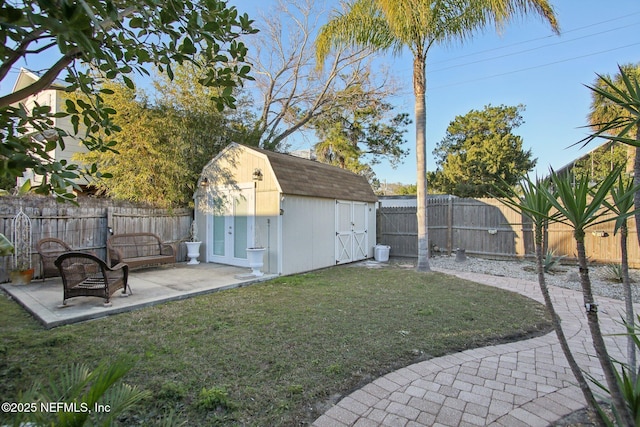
3,0 -> 638,187
232,0 -> 640,186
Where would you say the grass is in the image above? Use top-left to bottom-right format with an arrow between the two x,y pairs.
0,263 -> 552,426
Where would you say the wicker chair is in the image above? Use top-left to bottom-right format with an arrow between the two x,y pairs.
55,252 -> 131,306
36,238 -> 73,280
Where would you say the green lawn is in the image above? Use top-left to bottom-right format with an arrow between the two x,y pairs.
0,264 -> 551,426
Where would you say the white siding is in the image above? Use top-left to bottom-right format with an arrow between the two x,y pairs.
15,82 -> 89,187
281,196 -> 335,275
367,203 -> 376,256
280,197 -> 377,275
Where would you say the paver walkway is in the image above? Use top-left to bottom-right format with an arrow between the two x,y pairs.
313,268 -> 634,427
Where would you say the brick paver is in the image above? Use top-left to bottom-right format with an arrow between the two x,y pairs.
313,268 -> 637,426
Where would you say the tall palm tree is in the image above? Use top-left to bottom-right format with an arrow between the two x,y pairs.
316,0 -> 559,271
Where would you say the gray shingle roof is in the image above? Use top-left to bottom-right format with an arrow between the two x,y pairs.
246,145 -> 378,203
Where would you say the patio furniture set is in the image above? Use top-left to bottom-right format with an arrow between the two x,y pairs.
35,233 -> 176,307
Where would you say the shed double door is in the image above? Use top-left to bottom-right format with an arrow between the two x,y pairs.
335,200 -> 368,264
207,185 -> 255,267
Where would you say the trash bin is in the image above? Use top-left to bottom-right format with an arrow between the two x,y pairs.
374,244 -> 391,262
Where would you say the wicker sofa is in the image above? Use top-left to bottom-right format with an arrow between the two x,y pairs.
107,232 -> 175,269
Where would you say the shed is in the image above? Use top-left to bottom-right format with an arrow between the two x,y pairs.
193,143 -> 378,275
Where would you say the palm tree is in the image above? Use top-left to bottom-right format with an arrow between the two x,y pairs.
316,0 -> 559,271
497,177 -> 606,426
546,168 -> 636,426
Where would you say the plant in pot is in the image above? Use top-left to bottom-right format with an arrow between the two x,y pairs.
10,208 -> 33,284
185,220 -> 201,265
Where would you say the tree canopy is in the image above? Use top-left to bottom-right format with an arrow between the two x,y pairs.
0,0 -> 256,201
77,63 -> 253,208
432,104 -> 536,198
312,85 -> 410,184
572,142 -> 631,184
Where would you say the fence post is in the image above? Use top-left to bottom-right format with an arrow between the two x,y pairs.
447,196 -> 453,256
106,207 -> 114,236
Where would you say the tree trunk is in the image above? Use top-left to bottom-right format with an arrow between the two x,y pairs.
620,221 -> 637,382
533,226 -> 606,426
576,232 -> 634,426
414,53 -> 430,272
634,134 -> 640,250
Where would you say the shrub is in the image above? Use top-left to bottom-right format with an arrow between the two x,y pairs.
603,263 -> 624,283
195,386 -> 237,412
543,249 -> 565,273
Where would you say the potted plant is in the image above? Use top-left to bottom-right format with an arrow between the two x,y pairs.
185,220 -> 201,265
10,209 -> 33,284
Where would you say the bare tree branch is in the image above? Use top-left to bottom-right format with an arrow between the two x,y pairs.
0,30 -> 45,82
248,0 -> 397,151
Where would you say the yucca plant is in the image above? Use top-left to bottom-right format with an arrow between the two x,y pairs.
495,176 -> 604,424
604,263 -> 624,283
589,314 -> 640,426
602,168 -> 640,383
544,167 -> 636,426
543,248 -> 565,273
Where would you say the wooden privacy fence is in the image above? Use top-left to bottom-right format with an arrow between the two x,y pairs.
377,197 -> 640,268
0,196 -> 193,281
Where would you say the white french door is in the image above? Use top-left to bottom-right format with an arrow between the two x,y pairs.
207,185 -> 255,267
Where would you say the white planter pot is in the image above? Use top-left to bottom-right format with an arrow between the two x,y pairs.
185,241 -> 202,265
246,247 -> 266,277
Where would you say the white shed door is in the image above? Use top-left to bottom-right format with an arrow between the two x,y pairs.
335,201 -> 368,264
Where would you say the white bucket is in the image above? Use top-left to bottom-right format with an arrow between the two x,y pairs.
374,244 -> 391,262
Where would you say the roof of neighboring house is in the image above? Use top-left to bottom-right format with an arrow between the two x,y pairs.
245,144 -> 378,202
553,140 -> 631,177
12,67 -> 67,94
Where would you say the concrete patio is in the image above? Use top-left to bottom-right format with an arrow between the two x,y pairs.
0,262 -> 276,328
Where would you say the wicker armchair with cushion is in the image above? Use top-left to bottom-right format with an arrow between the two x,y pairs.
55,252 -> 131,306
36,237 -> 73,280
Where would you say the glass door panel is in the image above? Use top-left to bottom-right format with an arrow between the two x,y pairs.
212,214 -> 226,256
207,184 -> 254,266
234,193 -> 248,259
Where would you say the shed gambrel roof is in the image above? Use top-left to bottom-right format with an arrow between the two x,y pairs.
245,145 -> 378,203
